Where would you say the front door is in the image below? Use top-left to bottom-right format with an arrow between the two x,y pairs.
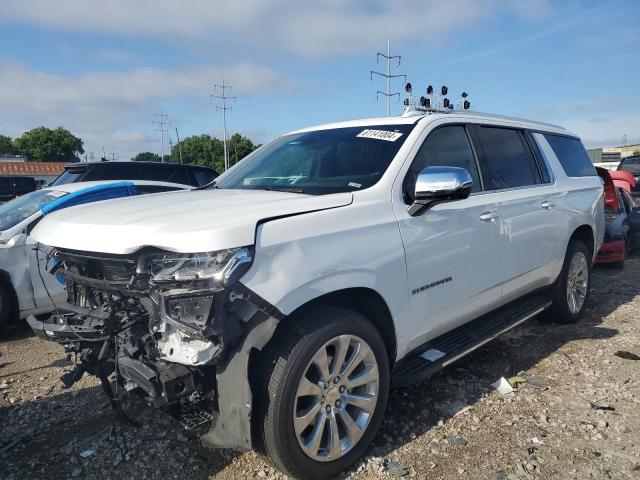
393,124 -> 503,351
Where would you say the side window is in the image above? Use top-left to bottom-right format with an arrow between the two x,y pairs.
404,125 -> 482,202
166,167 -> 190,185
474,126 -> 538,190
190,168 -> 216,187
138,165 -> 173,182
543,134 -> 596,177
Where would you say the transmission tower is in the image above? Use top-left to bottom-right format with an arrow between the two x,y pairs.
371,36 -> 406,116
211,78 -> 236,171
153,112 -> 170,162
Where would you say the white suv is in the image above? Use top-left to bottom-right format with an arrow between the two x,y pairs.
28,110 -> 604,479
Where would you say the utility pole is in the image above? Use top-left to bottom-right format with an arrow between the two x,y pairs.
175,127 -> 184,164
153,112 -> 170,162
371,36 -> 405,116
211,78 -> 236,171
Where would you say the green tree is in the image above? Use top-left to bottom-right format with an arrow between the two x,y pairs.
227,133 -> 258,167
168,134 -> 224,172
168,133 -> 259,173
0,135 -> 17,156
133,151 -> 162,162
14,127 -> 84,162
633,150 -> 640,157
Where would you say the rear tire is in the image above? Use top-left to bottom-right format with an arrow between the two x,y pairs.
543,239 -> 592,324
255,306 -> 390,480
542,239 -> 591,324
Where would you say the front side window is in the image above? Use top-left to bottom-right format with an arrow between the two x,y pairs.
404,125 -> 482,202
475,127 -> 538,190
543,134 -> 596,177
214,124 -> 415,195
0,190 -> 66,231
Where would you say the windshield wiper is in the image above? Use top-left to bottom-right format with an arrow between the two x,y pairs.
260,186 -> 306,194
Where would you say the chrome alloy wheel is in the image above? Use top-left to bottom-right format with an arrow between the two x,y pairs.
567,251 -> 588,314
293,334 -> 380,462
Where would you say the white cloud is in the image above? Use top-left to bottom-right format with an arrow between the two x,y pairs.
527,98 -> 640,148
1,0 -> 551,57
0,62 -> 293,158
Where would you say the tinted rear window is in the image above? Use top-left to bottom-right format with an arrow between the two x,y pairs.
543,134 -> 596,177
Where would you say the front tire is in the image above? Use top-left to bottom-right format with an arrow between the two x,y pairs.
0,282 -> 13,330
256,306 -> 390,480
543,239 -> 591,324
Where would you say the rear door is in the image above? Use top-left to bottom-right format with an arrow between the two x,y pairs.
469,125 -> 562,300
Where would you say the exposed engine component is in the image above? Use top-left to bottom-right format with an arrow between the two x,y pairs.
28,246 -> 264,410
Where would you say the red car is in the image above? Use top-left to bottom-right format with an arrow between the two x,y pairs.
595,167 -> 634,267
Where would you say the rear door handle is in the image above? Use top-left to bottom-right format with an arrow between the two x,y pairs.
479,211 -> 499,222
540,200 -> 555,210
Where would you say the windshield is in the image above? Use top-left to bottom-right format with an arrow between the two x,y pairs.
0,190 -> 66,231
214,124 -> 415,194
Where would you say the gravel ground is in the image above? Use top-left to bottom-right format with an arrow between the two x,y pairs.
1,258 -> 639,480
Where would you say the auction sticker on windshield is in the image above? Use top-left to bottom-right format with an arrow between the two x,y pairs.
357,129 -> 403,141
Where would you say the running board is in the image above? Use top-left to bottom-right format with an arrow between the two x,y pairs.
392,293 -> 551,386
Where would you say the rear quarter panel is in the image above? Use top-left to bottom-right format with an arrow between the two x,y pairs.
533,133 -> 604,266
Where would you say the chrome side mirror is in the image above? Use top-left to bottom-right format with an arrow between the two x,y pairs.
408,166 -> 473,216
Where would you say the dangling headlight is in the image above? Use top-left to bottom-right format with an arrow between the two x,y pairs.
148,247 -> 253,285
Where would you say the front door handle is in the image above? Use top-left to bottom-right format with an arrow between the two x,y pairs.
540,200 -> 555,210
479,211 -> 499,222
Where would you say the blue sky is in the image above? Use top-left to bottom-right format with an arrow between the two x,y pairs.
0,0 -> 638,160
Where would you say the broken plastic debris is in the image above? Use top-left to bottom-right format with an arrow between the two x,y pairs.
79,450 -> 96,458
614,351 -> 640,361
507,376 -> 527,387
491,377 -> 514,396
385,459 -> 409,476
590,402 -> 615,412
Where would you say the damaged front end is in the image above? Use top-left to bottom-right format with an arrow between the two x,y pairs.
28,246 -> 281,449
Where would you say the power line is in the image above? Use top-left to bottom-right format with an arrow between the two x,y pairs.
370,36 -> 406,116
211,78 -> 236,171
152,112 -> 170,162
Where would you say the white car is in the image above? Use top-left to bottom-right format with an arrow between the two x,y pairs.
28,109 -> 603,479
0,180 -> 191,329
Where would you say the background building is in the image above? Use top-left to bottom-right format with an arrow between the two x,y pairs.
0,161 -> 66,183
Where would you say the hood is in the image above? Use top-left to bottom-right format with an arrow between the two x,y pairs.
31,189 -> 352,254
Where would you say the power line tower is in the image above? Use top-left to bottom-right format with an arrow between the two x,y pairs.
211,78 -> 236,171
153,112 -> 170,162
370,36 -> 406,116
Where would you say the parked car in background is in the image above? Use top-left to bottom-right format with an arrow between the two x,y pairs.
0,175 -> 37,202
51,161 -> 218,188
27,110 -> 603,479
617,155 -> 640,199
0,180 -> 191,329
621,188 -> 640,251
595,167 -> 631,267
609,170 -> 637,195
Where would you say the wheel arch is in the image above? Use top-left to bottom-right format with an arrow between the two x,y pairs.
570,224 -> 595,260
0,268 -> 19,323
266,287 -> 397,367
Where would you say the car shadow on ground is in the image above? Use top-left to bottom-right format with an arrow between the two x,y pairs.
366,256 -> 638,465
0,258 -> 637,479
